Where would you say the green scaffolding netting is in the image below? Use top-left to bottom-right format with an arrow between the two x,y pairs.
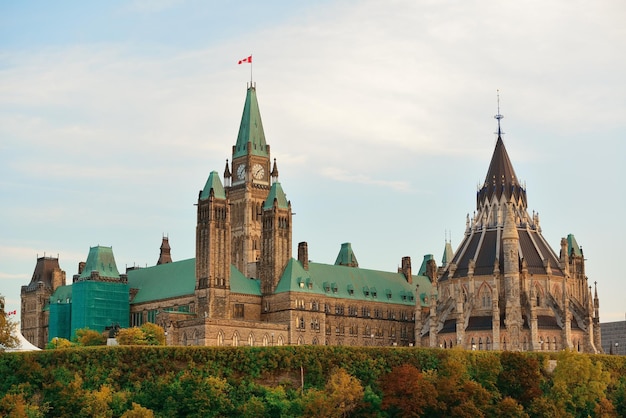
49,303 -> 72,341
71,281 -> 129,337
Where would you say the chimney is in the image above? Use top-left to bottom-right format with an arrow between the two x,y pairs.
78,261 -> 86,275
401,256 -> 412,284
298,242 -> 309,271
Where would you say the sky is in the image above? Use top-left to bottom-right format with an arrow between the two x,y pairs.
1,0 -> 625,322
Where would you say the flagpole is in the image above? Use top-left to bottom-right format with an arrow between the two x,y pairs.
250,53 -> 253,85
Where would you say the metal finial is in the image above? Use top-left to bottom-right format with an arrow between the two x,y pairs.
494,89 -> 504,137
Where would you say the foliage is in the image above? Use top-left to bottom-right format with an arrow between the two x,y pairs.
0,302 -> 19,350
547,350 -> 613,416
116,324 -> 165,346
74,328 -> 106,346
380,364 -> 437,416
139,323 -> 165,346
116,327 -> 147,345
45,337 -> 73,349
0,345 -> 625,416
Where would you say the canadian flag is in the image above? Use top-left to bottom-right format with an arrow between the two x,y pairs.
7,310 -> 16,316
238,55 -> 252,64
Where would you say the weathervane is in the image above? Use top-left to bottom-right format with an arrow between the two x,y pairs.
494,89 -> 504,137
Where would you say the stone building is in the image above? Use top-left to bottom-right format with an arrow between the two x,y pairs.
21,85 -> 601,352
419,113 -> 602,353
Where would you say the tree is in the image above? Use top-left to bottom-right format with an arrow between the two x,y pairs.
303,368 -> 364,418
380,364 -> 438,417
45,337 -> 73,349
121,403 -> 155,418
0,295 -> 19,350
116,327 -> 147,345
548,350 -> 612,416
140,323 -> 165,345
74,328 -> 106,346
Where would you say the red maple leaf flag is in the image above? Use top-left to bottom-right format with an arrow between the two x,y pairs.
238,55 -> 252,64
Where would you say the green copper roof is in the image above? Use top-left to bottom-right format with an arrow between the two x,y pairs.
233,87 -> 269,159
200,171 -> 226,200
335,243 -> 359,267
127,258 -> 196,304
441,242 -> 454,266
230,265 -> 261,295
79,246 -> 120,280
418,254 -> 434,276
50,285 -> 73,303
127,259 -> 260,304
263,182 -> 289,210
275,258 -> 433,307
567,234 -> 582,257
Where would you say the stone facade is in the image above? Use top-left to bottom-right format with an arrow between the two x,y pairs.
21,86 -> 601,352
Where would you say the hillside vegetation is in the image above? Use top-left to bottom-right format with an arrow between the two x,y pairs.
1,346 -> 625,417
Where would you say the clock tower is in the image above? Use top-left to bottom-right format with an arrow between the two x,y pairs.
226,84 -> 272,277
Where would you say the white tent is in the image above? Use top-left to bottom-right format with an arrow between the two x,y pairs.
5,331 -> 42,352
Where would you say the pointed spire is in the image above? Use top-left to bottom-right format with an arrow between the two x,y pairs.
199,171 -> 226,200
157,236 -> 172,265
263,181 -> 289,210
233,86 -> 269,159
476,97 -> 527,208
223,159 -> 231,187
271,158 -> 279,183
441,241 -> 454,268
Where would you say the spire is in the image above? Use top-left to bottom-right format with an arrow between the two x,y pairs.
263,181 -> 289,210
476,97 -> 527,208
157,237 -> 172,265
223,160 -> 231,187
199,171 -> 226,200
233,86 -> 269,159
335,243 -> 359,268
271,158 -> 279,183
441,241 -> 454,268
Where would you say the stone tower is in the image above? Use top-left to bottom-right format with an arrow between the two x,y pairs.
21,256 -> 66,348
226,85 -> 273,278
259,176 -> 292,295
196,171 -> 231,318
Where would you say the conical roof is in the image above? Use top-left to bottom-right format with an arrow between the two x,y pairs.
200,171 -> 226,200
477,136 -> 527,208
233,86 -> 268,159
263,181 -> 289,210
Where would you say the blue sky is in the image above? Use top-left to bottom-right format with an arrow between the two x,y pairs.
1,0 -> 625,322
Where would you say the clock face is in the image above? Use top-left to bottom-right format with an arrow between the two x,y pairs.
252,163 -> 265,180
237,164 -> 246,180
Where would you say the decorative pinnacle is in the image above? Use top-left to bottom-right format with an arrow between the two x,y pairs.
494,89 -> 504,137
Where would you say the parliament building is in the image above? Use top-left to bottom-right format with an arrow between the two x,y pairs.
20,85 -> 602,352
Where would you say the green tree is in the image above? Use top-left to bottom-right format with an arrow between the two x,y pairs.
303,367 -> 364,418
74,328 -> 106,346
116,327 -> 147,345
548,350 -> 612,416
140,323 -> 165,345
45,337 -> 73,349
0,295 -> 19,350
120,403 -> 155,418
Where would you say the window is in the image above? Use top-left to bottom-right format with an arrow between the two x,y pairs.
311,300 -> 319,311
233,304 -> 244,318
361,307 -> 370,317
335,304 -> 345,315
297,317 -> 305,329
348,306 -> 358,316
147,309 -> 158,323
296,299 -> 305,309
